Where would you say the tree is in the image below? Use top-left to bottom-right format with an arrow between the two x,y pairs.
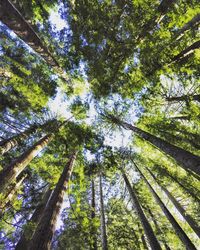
146,167 -> 200,238
133,162 -> 197,250
121,168 -> 162,250
105,113 -> 200,175
29,152 -> 77,250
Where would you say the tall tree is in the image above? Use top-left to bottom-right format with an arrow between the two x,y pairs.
105,114 -> 200,175
28,152 -> 77,250
133,162 -> 197,250
146,167 -> 200,238
99,173 -> 108,250
15,188 -> 52,250
0,134 -> 53,192
121,168 -> 162,250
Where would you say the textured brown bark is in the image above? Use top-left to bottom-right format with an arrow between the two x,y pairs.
134,163 -> 197,250
121,170 -> 162,250
0,134 -> 53,192
147,167 -> 200,238
91,178 -> 98,250
28,152 -> 77,250
15,188 -> 52,250
175,14 -> 200,41
108,115 -> 200,175
99,173 -> 108,250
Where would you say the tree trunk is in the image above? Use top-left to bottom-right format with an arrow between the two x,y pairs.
91,178 -> 98,250
0,0 -> 69,83
15,188 -> 52,250
107,114 -> 200,175
156,0 -> 177,23
0,134 -> 53,192
0,172 -> 27,215
99,173 -> 108,250
166,94 -> 200,103
154,165 -> 200,203
147,167 -> 200,238
0,0 -> 59,67
146,207 -> 171,250
175,14 -> 200,41
121,169 -> 162,250
172,40 -> 200,62
28,152 -> 77,250
133,162 -> 197,250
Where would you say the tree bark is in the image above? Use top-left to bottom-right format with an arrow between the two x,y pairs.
133,162 -> 197,250
0,134 -> 53,192
28,152 -> 77,250
15,188 -> 52,250
147,167 -> 200,238
91,178 -> 98,250
121,169 -> 162,250
99,173 -> 108,250
107,114 -> 200,175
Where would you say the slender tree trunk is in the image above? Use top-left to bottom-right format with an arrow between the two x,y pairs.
99,173 -> 108,250
28,152 -> 77,250
147,168 -> 200,238
0,134 -> 53,192
146,208 -> 171,250
172,40 -> 200,62
91,178 -> 98,250
107,114 -> 200,175
15,188 -> 52,250
175,14 -> 200,41
133,162 -> 197,250
156,0 -> 177,23
154,165 -> 200,203
166,94 -> 200,103
0,172 -> 27,215
121,169 -> 162,250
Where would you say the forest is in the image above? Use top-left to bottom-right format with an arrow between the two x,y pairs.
0,0 -> 199,249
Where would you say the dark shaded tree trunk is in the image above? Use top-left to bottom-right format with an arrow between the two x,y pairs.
28,152 -> 77,250
175,14 -> 200,41
0,0 -> 59,67
99,173 -> 108,250
91,178 -> 98,250
0,0 -> 69,83
15,188 -> 52,250
172,40 -> 200,62
121,169 -> 162,250
107,114 -> 200,175
133,162 -> 197,250
0,134 -> 53,192
166,94 -> 200,103
147,168 -> 200,238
